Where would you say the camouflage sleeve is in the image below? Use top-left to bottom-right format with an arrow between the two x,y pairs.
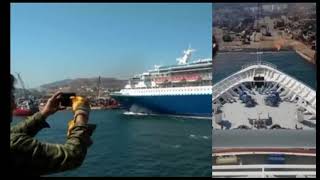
10,125 -> 92,176
10,112 -> 50,137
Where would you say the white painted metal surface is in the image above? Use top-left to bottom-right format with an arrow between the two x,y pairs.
119,85 -> 212,96
212,164 -> 316,178
212,62 -> 316,116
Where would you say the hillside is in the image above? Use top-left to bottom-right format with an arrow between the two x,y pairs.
40,77 -> 127,91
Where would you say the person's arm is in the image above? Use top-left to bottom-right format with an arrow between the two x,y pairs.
10,112 -> 50,137
11,92 -> 64,137
10,116 -> 92,176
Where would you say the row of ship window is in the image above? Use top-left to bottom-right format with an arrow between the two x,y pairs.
131,88 -> 211,93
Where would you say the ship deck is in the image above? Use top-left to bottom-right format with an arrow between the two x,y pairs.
213,90 -> 316,130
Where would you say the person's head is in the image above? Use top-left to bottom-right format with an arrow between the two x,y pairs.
11,74 -> 16,111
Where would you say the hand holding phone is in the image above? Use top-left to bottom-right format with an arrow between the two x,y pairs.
60,93 -> 76,107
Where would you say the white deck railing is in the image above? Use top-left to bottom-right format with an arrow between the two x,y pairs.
212,164 -> 316,178
212,62 -> 317,115
241,61 -> 278,70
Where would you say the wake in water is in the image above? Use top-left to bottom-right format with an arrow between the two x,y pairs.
189,134 -> 210,140
123,111 -> 148,116
123,111 -> 211,120
202,136 -> 209,139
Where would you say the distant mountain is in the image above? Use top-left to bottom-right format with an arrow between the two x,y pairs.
40,79 -> 73,89
40,77 -> 127,90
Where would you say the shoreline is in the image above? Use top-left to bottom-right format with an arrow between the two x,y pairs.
217,47 -> 316,64
214,27 -> 316,64
218,48 -> 291,53
295,49 -> 313,63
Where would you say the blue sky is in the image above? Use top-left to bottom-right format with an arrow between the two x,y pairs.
11,3 -> 212,88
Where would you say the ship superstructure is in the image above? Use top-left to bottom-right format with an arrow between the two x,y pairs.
111,46 -> 212,117
212,54 -> 316,178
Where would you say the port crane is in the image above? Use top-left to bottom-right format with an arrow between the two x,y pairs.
16,72 -> 28,99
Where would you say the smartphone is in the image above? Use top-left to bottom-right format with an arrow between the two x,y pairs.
60,93 -> 76,107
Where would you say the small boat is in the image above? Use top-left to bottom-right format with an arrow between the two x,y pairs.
13,99 -> 38,116
90,97 -> 120,110
13,73 -> 38,116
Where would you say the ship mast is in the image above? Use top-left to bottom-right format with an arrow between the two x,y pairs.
176,44 -> 195,65
16,72 -> 27,99
97,76 -> 101,99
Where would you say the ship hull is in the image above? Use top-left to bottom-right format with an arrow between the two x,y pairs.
112,94 -> 212,117
13,108 -> 36,116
